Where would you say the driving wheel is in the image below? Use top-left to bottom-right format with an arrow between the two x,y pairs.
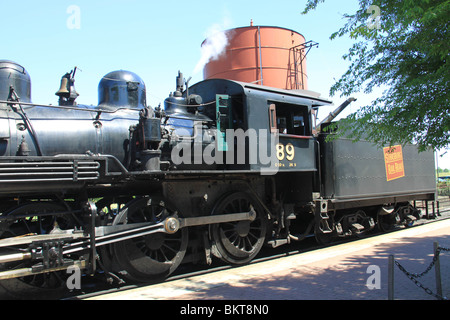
110,196 -> 188,282
210,192 -> 267,265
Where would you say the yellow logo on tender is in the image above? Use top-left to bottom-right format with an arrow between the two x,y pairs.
383,145 -> 405,181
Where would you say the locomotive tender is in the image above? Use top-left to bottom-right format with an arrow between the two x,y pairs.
0,59 -> 436,293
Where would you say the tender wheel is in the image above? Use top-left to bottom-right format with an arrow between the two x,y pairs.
377,206 -> 396,232
210,192 -> 267,265
352,210 -> 373,238
314,213 -> 334,245
314,228 -> 334,245
110,196 -> 188,282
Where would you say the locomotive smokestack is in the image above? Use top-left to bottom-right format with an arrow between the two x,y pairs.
175,71 -> 184,97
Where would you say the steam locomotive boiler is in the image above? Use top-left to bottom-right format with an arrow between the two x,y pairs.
0,58 -> 436,296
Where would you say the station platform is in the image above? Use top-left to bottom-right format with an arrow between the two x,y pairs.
88,219 -> 450,301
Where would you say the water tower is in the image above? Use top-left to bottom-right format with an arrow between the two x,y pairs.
202,23 -> 317,90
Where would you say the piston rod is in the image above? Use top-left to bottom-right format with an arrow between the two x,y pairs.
0,252 -> 32,264
0,260 -> 87,281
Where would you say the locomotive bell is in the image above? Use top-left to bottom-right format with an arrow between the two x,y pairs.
55,69 -> 79,106
55,76 -> 70,96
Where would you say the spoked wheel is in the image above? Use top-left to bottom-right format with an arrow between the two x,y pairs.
0,202 -> 75,298
110,196 -> 188,283
210,192 -> 267,265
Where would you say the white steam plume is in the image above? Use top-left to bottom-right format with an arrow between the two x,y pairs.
193,18 -> 232,76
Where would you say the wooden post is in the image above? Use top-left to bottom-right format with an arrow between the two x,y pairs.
388,255 -> 394,300
434,242 -> 443,297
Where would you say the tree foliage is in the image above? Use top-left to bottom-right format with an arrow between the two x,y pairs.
303,0 -> 449,151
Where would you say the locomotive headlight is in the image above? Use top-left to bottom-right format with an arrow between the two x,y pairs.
164,217 -> 181,234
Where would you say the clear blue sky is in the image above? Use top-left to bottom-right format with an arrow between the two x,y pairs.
1,0 -> 448,167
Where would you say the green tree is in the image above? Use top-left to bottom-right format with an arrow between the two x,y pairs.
303,0 -> 449,151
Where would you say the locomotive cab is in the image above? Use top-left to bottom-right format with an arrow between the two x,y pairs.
188,78 -> 331,173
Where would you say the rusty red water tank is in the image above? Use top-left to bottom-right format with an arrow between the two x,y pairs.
202,25 -> 309,90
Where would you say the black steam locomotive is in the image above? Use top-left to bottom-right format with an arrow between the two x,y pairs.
0,59 -> 436,294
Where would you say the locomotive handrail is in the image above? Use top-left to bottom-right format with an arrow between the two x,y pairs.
0,99 -> 143,114
53,154 -> 131,176
279,133 -> 313,139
